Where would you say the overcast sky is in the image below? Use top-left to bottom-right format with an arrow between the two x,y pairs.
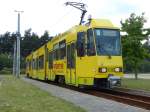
0,0 -> 150,36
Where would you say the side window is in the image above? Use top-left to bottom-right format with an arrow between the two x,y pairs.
32,59 -> 35,69
29,61 -> 31,70
67,43 -> 75,68
53,43 -> 59,60
71,43 -> 75,68
45,47 -> 48,62
26,60 -> 29,69
38,55 -> 44,69
87,29 -> 96,56
77,32 -> 85,57
35,58 -> 38,70
67,45 -> 71,68
59,40 -> 66,59
49,52 -> 53,68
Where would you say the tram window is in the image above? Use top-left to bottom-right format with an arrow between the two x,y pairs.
77,32 -> 85,57
37,58 -> 39,70
53,43 -> 59,60
35,58 -> 38,70
59,40 -> 66,59
53,50 -> 56,60
45,47 -> 48,62
67,45 -> 71,68
71,43 -> 75,68
48,52 -> 53,68
32,59 -> 35,69
29,61 -> 31,70
26,61 -> 29,69
33,59 -> 36,70
32,59 -> 37,70
38,55 -> 44,69
87,29 -> 96,56
55,49 -> 59,60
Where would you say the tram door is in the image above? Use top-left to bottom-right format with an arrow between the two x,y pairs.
67,43 -> 76,85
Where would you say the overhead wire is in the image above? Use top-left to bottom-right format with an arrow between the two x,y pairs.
50,0 -> 83,27
49,0 -> 84,35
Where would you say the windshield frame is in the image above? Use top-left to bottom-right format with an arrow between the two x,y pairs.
94,28 -> 122,56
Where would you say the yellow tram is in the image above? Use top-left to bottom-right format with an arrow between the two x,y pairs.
26,19 -> 123,88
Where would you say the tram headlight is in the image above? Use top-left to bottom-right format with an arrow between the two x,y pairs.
114,67 -> 122,72
99,68 -> 107,73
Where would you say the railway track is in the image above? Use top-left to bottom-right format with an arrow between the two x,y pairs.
28,77 -> 150,110
86,89 -> 150,110
114,87 -> 150,96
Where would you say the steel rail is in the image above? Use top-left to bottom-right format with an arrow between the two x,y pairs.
88,89 -> 150,110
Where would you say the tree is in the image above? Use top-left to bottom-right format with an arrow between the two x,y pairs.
0,29 -> 53,70
0,32 -> 14,54
121,13 -> 150,79
143,38 -> 150,57
39,31 -> 50,46
21,29 -> 40,57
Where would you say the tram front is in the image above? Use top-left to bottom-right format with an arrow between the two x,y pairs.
93,28 -> 123,88
76,19 -> 123,88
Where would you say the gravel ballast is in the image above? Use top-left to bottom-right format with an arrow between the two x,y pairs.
22,77 -> 149,112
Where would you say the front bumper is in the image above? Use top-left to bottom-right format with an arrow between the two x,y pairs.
108,76 -> 121,87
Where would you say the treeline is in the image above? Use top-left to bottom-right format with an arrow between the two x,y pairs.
0,29 -> 52,70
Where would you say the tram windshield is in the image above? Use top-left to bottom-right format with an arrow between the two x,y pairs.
94,29 -> 121,56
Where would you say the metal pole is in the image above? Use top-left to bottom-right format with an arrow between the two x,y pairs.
15,10 -> 23,78
16,13 -> 20,78
13,40 -> 16,76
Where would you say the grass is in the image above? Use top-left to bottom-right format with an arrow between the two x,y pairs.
0,75 -> 85,112
0,68 -> 12,74
0,68 -> 25,75
121,78 -> 150,91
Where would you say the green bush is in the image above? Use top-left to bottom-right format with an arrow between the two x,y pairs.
0,67 -> 12,74
0,53 -> 13,70
0,68 -> 26,75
